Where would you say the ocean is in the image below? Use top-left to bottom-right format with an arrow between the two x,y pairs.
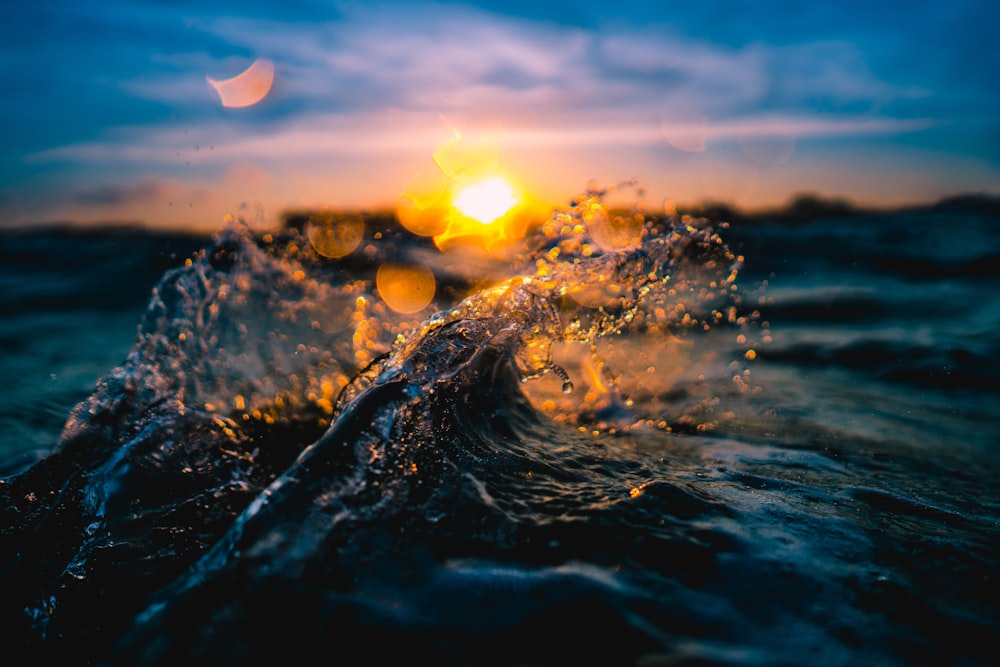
1,189 -> 997,665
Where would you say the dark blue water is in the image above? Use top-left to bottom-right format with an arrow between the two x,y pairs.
1,193 -> 998,665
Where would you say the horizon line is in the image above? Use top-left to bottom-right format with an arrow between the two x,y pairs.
3,190 -> 999,236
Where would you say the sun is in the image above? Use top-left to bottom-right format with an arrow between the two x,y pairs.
452,177 -> 518,224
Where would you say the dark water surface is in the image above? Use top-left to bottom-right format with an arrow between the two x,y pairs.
1,194 -> 997,665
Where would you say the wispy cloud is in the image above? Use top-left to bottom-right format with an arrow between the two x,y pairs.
33,4 -> 933,163
3,0 -> 995,227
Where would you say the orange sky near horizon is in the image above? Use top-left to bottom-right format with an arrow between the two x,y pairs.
13,122 -> 995,234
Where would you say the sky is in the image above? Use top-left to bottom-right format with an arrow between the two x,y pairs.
1,0 -> 998,232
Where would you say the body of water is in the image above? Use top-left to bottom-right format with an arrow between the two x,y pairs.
1,191 -> 997,665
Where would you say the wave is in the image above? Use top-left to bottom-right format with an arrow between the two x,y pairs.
2,187 -> 757,663
4,190 -> 997,666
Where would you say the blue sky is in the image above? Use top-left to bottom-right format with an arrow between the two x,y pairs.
1,0 -> 998,230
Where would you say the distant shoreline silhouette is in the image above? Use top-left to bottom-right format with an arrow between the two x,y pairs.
3,191 -> 998,236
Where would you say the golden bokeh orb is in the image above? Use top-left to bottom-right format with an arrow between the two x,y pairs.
376,264 -> 437,314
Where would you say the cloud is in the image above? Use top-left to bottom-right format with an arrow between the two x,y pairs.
73,179 -> 168,206
194,7 -> 592,117
29,3 -> 934,166
98,2 -> 928,127
32,109 -> 933,171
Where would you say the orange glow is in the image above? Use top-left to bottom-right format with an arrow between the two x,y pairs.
432,133 -> 499,181
207,58 -> 275,108
433,196 -> 541,255
396,132 -> 546,256
453,177 -> 517,224
397,167 -> 452,237
305,211 -> 365,258
582,354 -> 611,395
567,281 -> 627,310
585,206 -> 644,251
376,264 -> 436,314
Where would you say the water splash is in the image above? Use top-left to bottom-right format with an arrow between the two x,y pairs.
97,186 -> 741,445
52,182 -> 753,496
372,181 -> 751,432
87,184 -> 756,666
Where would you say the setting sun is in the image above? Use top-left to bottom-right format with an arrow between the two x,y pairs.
452,177 -> 517,224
